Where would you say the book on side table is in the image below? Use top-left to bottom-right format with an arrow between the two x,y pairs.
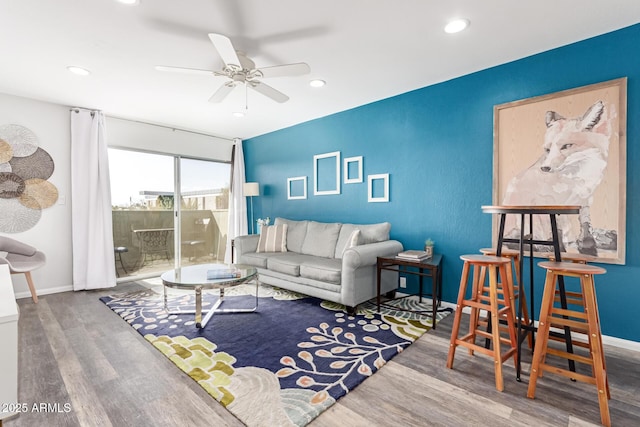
396,250 -> 432,261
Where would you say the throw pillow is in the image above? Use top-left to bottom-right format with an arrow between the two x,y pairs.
256,224 -> 288,253
342,229 -> 360,256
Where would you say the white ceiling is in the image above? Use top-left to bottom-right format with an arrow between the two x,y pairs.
1,1 -> 639,140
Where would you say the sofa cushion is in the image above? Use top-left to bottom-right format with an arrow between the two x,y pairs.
256,224 -> 288,253
334,222 -> 389,257
300,221 -> 342,258
300,258 -> 342,285
266,253 -> 313,276
274,218 -> 308,253
354,222 -> 391,244
334,225 -> 362,258
238,252 -> 273,269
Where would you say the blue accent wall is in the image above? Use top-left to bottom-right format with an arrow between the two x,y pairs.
244,24 -> 640,343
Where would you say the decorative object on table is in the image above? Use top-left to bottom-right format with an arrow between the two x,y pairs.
100,282 -> 450,427
313,151 -> 341,196
396,249 -> 431,261
367,173 -> 389,203
0,124 -> 59,233
493,77 -> 627,264
256,216 -> 271,234
206,268 -> 240,280
0,236 -> 46,303
243,182 -> 259,234
423,238 -> 434,259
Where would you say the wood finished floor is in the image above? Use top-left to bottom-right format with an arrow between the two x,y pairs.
5,282 -> 640,427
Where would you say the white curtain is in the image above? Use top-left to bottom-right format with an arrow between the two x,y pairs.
70,109 -> 116,290
224,138 -> 248,263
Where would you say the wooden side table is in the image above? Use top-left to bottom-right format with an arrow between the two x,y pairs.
376,254 -> 443,328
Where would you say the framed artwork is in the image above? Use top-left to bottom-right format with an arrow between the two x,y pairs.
314,151 -> 341,195
493,78 -> 627,264
368,173 -> 389,203
287,176 -> 307,200
343,156 -> 363,184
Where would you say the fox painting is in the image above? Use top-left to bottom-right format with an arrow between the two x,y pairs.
502,100 -> 617,256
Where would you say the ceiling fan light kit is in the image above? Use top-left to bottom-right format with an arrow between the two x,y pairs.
157,33 -> 311,107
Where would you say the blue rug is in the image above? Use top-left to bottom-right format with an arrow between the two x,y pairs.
100,283 -> 449,426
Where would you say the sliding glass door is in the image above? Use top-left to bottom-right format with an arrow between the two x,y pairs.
109,148 -> 230,279
178,157 -> 230,266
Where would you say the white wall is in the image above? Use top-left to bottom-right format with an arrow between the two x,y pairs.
0,93 -> 73,299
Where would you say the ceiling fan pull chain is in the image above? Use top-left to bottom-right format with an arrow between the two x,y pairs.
245,83 -> 249,111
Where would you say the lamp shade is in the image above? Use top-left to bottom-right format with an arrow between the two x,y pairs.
243,182 -> 259,197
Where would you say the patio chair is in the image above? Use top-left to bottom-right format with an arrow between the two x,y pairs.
0,236 -> 46,303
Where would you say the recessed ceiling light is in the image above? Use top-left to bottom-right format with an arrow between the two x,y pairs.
309,79 -> 326,88
232,111 -> 245,118
444,18 -> 470,34
66,66 -> 91,76
116,0 -> 139,5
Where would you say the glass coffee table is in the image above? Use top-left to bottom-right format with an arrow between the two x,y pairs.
161,263 -> 258,328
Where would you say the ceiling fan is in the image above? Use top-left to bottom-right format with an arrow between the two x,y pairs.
155,33 -> 310,104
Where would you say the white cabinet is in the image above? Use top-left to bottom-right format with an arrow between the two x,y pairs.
0,264 -> 19,421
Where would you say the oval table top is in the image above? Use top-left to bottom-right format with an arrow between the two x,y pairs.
161,263 -> 257,291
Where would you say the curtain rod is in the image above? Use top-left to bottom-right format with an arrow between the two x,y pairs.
107,114 -> 236,142
70,107 -> 97,117
68,107 -> 236,142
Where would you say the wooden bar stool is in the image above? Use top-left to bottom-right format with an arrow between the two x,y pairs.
447,255 -> 518,391
479,248 -> 532,347
528,261 -> 610,426
545,253 -> 594,349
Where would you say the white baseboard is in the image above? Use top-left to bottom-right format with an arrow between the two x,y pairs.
14,285 -> 74,300
452,303 -> 640,353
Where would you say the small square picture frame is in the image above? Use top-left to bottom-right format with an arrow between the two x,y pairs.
368,173 -> 389,203
343,156 -> 363,184
287,176 -> 307,200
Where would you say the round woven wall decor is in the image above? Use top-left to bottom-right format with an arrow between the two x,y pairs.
0,198 -> 41,233
0,124 -> 39,157
0,172 -> 25,199
19,178 -> 58,209
0,139 -> 13,163
0,124 -> 57,232
8,147 -> 54,180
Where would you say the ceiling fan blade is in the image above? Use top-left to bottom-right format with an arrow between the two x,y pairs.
208,33 -> 241,68
155,65 -> 217,76
249,81 -> 289,103
258,62 -> 311,78
209,82 -> 235,103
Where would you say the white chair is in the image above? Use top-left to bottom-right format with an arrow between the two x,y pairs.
0,236 -> 46,303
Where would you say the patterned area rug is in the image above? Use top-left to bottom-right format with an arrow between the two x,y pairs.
100,283 -> 450,426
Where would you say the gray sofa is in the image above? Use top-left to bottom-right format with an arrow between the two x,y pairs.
233,218 -> 403,311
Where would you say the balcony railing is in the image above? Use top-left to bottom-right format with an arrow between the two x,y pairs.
112,209 -> 228,278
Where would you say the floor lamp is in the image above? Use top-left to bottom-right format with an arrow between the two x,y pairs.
243,182 -> 259,234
